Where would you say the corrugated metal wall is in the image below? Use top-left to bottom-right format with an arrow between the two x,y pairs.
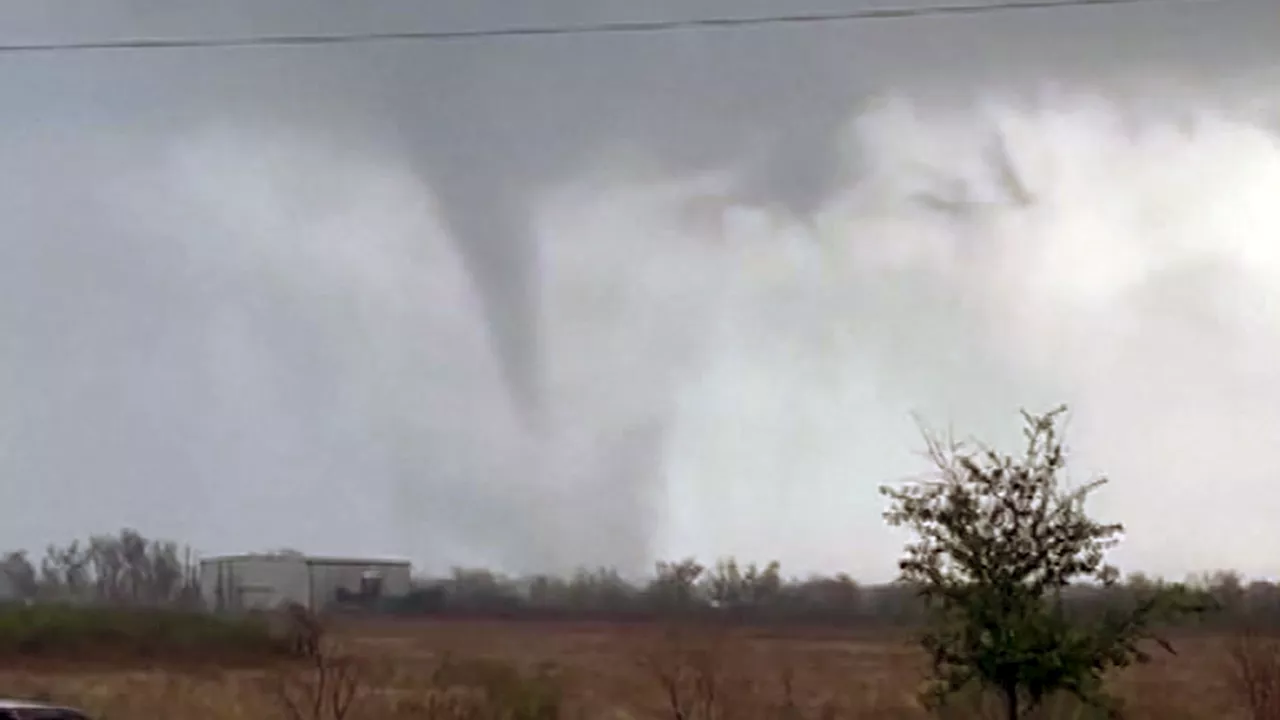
199,555 -> 310,612
306,559 -> 412,609
200,555 -> 411,612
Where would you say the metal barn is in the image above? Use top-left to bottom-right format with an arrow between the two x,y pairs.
200,554 -> 412,612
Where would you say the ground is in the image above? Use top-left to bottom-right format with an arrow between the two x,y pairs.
0,618 -> 1254,719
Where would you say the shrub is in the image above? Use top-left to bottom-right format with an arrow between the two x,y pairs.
0,602 -> 290,662
1224,624 -> 1280,720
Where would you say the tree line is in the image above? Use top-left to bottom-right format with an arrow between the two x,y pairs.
2,528 -> 1275,631
0,528 -> 200,607
405,561 -> 1278,630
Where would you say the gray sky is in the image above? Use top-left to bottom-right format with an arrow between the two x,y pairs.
0,0 -> 1278,581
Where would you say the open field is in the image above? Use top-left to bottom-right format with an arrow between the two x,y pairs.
0,617 -> 1261,719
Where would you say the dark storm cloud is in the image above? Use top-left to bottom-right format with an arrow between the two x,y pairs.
0,0 -> 1274,574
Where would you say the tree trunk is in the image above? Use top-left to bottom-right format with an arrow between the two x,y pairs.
1003,684 -> 1019,720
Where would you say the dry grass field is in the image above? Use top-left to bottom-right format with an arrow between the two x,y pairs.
0,617 -> 1265,720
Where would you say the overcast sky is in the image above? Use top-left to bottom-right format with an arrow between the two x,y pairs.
0,1 -> 1277,581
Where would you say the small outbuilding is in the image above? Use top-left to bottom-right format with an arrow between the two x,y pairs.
199,553 -> 412,612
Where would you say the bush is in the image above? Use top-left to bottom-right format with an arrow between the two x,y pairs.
425,655 -> 567,720
1224,625 -> 1280,720
0,602 -> 291,662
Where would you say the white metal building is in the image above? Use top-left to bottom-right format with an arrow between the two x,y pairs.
199,553 -> 412,612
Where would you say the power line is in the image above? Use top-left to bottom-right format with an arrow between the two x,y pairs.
0,0 -> 1200,55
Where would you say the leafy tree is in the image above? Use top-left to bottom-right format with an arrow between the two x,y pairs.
702,558 -> 782,610
645,558 -> 706,611
0,551 -> 37,601
880,406 -> 1209,719
565,567 -> 637,610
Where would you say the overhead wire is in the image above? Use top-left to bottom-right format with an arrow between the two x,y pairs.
0,0 -> 1207,54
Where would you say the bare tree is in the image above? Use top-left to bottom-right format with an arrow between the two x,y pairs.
21,529 -> 199,607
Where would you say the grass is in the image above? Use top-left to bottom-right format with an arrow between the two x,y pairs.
0,616 -> 1263,719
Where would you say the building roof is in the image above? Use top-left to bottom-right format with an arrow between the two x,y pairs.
200,553 -> 411,567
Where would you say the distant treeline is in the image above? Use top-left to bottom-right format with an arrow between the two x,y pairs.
398,559 -> 1278,631
1,528 -> 201,608
5,530 -> 1280,629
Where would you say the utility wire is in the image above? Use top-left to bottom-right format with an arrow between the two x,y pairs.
0,0 -> 1202,54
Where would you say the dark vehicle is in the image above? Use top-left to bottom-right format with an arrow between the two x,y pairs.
0,700 -> 90,720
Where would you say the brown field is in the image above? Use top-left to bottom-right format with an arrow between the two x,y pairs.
0,618 -> 1262,719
